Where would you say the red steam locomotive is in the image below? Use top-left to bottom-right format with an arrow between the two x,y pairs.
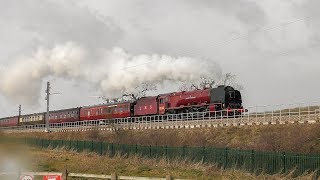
0,85 -> 244,127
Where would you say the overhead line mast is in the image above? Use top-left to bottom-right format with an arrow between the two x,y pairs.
45,81 -> 50,132
18,105 -> 21,117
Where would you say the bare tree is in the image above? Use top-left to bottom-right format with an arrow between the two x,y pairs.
97,82 -> 158,103
178,73 -> 243,91
199,77 -> 216,89
121,82 -> 157,100
220,73 -> 243,90
178,82 -> 190,91
135,82 -> 157,98
179,77 -> 216,91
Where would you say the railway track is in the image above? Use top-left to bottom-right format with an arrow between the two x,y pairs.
1,108 -> 319,133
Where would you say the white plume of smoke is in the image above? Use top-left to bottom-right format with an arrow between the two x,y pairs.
0,42 -> 222,105
0,42 -> 86,105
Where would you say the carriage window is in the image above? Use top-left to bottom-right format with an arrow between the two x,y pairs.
119,107 -> 123,112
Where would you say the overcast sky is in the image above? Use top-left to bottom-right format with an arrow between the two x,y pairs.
0,0 -> 319,116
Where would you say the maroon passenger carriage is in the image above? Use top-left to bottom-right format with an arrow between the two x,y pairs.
49,108 -> 80,123
80,102 -> 133,121
0,116 -> 19,127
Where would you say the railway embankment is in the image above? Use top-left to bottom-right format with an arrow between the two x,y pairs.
6,122 -> 320,154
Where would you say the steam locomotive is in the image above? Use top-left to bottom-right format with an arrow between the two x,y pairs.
0,85 -> 244,127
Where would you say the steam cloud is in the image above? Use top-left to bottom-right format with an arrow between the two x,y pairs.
0,42 -> 222,105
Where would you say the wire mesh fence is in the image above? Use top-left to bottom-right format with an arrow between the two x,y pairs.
23,138 -> 320,177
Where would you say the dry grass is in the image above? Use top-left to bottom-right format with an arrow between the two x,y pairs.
8,123 -> 320,154
31,146 -> 319,179
0,140 -> 318,179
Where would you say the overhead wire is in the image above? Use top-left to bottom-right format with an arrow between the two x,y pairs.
114,16 -> 313,74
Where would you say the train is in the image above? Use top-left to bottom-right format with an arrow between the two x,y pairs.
0,85 -> 244,127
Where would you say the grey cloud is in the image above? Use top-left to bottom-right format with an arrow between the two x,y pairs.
300,0 -> 320,39
186,0 -> 266,27
0,0 -> 123,50
0,0 -> 319,116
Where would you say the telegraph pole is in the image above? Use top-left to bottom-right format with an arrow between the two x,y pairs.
18,105 -> 21,117
45,81 -> 50,132
18,105 -> 21,126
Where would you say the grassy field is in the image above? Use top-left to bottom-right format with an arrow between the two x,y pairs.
3,122 -> 320,179
0,140 -> 317,180
7,122 -> 320,154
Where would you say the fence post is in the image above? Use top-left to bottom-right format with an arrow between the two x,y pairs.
166,175 -> 172,180
283,152 -> 286,173
165,146 -> 168,160
135,144 -> 138,155
91,141 -> 94,152
203,146 -> 206,163
65,169 -> 68,180
251,150 -> 255,173
182,146 -> 186,158
224,148 -> 228,169
149,145 -> 152,158
111,143 -> 114,157
76,140 -> 79,152
100,141 -> 103,155
111,173 -> 118,180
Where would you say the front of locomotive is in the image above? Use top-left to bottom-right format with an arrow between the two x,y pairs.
224,86 -> 243,110
210,85 -> 245,115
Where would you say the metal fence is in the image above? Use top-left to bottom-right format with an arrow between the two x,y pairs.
1,102 -> 320,133
24,138 -> 320,177
0,171 -> 177,180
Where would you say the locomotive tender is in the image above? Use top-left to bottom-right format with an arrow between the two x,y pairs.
0,85 -> 244,127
